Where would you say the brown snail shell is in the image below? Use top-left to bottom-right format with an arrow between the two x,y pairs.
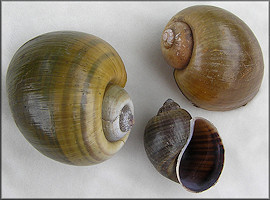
6,31 -> 134,166
144,99 -> 224,192
161,5 -> 264,111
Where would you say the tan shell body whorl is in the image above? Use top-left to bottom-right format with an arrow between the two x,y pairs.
163,5 -> 264,111
7,31 -> 131,165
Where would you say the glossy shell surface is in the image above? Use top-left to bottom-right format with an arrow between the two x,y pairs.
161,5 -> 264,111
6,31 -> 130,165
144,99 -> 224,192
178,118 -> 224,192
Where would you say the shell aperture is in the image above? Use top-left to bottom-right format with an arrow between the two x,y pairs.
144,99 -> 224,192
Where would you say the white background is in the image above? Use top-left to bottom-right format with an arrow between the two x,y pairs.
2,1 -> 269,198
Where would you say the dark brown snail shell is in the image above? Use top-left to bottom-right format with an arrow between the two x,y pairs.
161,5 -> 264,111
144,99 -> 224,192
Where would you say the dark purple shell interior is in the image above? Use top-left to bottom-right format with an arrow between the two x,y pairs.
179,118 -> 224,192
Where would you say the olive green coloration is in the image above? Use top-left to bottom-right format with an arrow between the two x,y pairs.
6,31 -> 134,165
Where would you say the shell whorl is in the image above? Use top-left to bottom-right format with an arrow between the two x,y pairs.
6,31 -> 133,165
102,84 -> 134,142
162,5 -> 264,111
144,99 -> 192,182
144,99 -> 224,192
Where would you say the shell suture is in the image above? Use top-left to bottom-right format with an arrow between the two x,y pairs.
6,31 -> 134,165
144,99 -> 224,192
161,5 -> 264,111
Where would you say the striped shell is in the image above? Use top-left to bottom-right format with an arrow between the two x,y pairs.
6,31 -> 134,165
161,5 -> 264,111
144,99 -> 224,192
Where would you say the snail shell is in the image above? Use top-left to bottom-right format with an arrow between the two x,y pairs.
144,99 -> 224,192
6,31 -> 134,166
161,5 -> 264,111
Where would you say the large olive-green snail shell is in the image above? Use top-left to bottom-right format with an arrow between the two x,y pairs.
6,31 -> 134,166
144,99 -> 224,193
161,5 -> 264,111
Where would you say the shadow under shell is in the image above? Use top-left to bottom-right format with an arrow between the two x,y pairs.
178,118 -> 224,192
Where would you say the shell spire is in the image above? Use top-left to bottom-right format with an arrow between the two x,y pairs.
102,85 -> 134,142
161,5 -> 264,111
6,31 -> 134,165
144,99 -> 224,192
157,98 -> 181,114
